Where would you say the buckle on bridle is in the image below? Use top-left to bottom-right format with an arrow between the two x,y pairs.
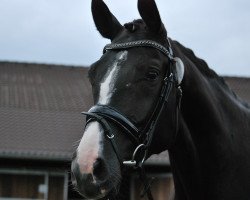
123,144 -> 148,168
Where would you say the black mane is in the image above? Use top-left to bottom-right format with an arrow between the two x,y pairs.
173,40 -> 250,108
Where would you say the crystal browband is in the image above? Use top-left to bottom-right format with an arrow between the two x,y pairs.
103,39 -> 174,60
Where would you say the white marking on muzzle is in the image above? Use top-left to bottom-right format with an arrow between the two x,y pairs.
77,51 -> 128,175
77,122 -> 101,174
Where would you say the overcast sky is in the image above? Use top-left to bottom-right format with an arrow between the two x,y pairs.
0,0 -> 249,76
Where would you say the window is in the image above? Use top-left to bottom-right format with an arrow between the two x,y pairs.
0,169 -> 68,200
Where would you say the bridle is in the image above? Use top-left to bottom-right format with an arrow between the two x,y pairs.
82,39 -> 182,200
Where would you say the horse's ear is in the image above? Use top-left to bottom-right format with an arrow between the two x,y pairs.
137,0 -> 163,33
91,0 -> 122,40
173,57 -> 185,85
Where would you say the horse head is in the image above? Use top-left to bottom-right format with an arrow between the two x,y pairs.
71,0 -> 184,199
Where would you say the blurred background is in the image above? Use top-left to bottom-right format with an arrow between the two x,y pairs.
0,1 -> 249,200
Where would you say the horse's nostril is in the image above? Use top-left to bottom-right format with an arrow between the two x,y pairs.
93,158 -> 108,181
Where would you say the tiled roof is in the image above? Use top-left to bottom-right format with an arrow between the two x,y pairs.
224,76 -> 250,104
0,62 -> 92,161
0,61 -> 249,165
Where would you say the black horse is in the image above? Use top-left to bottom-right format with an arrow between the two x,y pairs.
71,0 -> 250,199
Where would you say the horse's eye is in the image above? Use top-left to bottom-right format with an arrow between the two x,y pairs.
146,70 -> 159,81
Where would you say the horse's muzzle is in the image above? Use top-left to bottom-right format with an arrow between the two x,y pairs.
71,158 -> 112,199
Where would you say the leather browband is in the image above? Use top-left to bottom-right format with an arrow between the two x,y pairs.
104,40 -> 174,60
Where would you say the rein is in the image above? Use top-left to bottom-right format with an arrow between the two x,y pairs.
82,39 -> 182,200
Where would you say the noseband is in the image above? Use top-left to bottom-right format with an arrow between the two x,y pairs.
82,39 -> 182,199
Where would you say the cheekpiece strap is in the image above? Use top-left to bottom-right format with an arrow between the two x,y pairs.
104,40 -> 174,60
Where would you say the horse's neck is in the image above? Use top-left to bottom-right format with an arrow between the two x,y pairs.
169,118 -> 204,200
169,45 -> 250,200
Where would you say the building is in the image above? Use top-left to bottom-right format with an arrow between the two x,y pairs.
0,61 -> 249,200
